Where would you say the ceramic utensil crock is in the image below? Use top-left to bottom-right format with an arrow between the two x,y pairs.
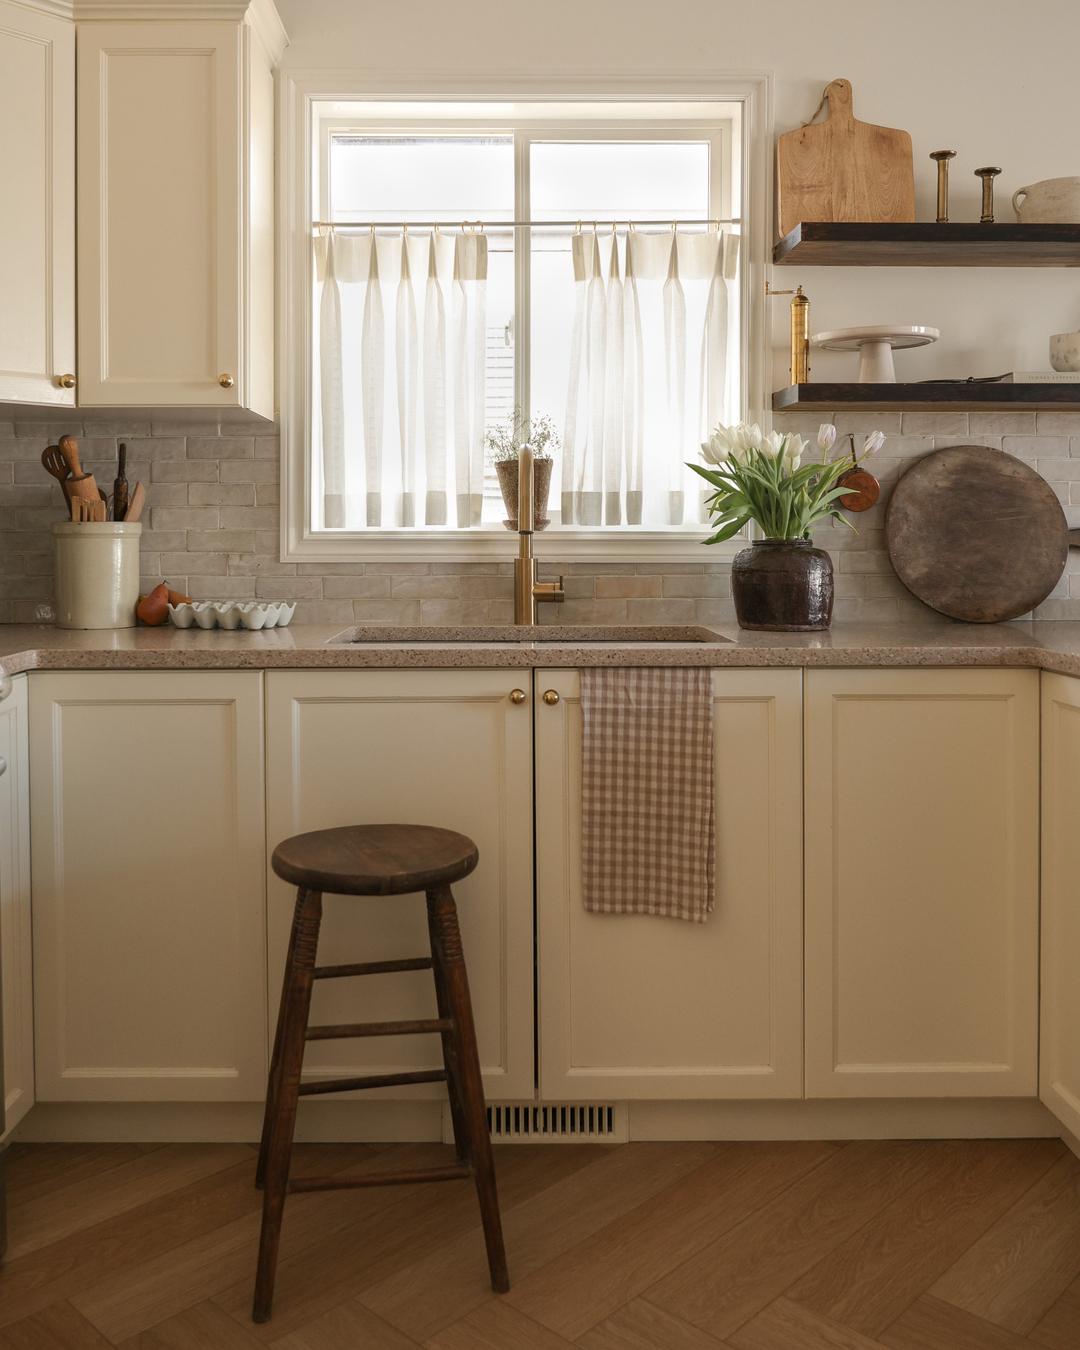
53,521 -> 142,629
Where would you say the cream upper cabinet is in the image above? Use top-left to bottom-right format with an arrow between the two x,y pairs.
534,667 -> 804,1100
0,677 -> 33,1137
265,670 -> 536,1101
1040,671 -> 1080,1139
804,668 -> 1040,1098
29,672 -> 268,1101
0,1 -> 75,406
76,5 -> 283,414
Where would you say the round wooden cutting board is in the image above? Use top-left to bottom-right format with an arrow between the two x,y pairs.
885,445 -> 1070,623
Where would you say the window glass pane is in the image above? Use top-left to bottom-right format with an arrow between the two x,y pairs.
530,141 -> 717,527
319,136 -> 514,527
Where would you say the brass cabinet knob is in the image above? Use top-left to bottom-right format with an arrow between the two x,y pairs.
219,374 -> 235,388
509,689 -> 526,704
543,690 -> 560,706
58,374 -> 76,388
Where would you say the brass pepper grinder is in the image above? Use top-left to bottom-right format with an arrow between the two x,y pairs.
974,166 -> 1002,223
766,282 -> 810,383
930,150 -> 956,223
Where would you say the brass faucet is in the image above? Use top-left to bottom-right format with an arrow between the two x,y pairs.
514,444 -> 564,624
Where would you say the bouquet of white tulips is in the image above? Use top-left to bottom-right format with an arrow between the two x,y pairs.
691,422 -> 885,544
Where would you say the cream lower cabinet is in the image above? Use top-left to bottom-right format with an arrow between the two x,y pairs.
804,668 -> 1040,1098
1040,671 -> 1080,1139
29,673 -> 267,1101
534,668 -> 804,1100
264,671 -> 535,1101
0,0 -> 75,406
1,677 -> 33,1136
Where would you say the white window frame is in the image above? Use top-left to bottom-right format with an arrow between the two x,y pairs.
278,71 -> 774,563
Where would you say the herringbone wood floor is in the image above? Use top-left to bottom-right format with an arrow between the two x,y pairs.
1,1138 -> 1079,1348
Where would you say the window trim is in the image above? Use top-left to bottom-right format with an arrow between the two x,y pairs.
278,70 -> 774,563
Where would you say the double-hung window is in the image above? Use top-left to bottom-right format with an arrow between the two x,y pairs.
290,95 -> 760,560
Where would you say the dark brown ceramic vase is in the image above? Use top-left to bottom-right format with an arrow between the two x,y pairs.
730,539 -> 834,631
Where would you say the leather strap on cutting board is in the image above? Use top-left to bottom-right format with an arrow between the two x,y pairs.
777,79 -> 915,238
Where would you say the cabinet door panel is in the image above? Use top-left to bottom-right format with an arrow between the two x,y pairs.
265,671 -> 534,1100
0,2 -> 74,405
77,23 -> 240,407
30,673 -> 266,1100
804,668 -> 1039,1098
1040,671 -> 1080,1138
536,668 -> 803,1100
0,677 -> 33,1136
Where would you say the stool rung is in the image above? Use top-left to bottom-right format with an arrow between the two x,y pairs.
288,1164 -> 471,1193
306,1018 -> 452,1041
313,957 -> 433,980
298,1068 -> 447,1096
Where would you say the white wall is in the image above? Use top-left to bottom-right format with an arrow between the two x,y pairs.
275,0 -> 1080,385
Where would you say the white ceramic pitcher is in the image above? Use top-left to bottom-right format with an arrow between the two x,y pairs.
1012,176 -> 1080,223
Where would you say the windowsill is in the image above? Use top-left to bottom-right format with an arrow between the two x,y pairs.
283,526 -> 740,565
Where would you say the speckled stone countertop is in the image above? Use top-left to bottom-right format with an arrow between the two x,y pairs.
5,620 -> 1080,677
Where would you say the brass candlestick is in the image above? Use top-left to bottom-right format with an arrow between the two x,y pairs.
975,166 -> 1002,223
766,282 -> 810,383
930,150 -> 957,222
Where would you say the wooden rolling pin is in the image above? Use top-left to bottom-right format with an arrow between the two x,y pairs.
58,435 -> 100,505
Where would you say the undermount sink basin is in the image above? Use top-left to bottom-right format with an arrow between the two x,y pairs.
329,625 -> 732,645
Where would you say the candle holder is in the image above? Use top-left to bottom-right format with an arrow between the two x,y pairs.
975,166 -> 1002,223
930,150 -> 957,223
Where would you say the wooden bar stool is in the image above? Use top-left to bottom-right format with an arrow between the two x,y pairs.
252,823 -> 509,1323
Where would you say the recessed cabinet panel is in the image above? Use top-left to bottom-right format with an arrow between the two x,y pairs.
29,673 -> 267,1100
0,676 -> 33,1136
535,668 -> 804,1099
804,668 -> 1039,1098
265,671 -> 535,1100
0,2 -> 74,406
1040,672 -> 1080,1138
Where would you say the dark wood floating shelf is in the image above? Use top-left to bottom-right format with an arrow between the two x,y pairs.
773,383 -> 1080,413
773,221 -> 1080,267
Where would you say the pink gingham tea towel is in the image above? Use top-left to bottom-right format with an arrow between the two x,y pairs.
580,667 -> 715,923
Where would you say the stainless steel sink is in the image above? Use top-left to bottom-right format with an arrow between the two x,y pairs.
328,625 -> 732,645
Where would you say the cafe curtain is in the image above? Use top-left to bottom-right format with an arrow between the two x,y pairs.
316,230 -> 488,528
561,228 -> 738,526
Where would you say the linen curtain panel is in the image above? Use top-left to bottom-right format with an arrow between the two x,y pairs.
562,229 -> 738,526
316,230 -> 488,529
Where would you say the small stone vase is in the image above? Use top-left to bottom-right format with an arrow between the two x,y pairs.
730,538 -> 834,631
495,457 -> 552,530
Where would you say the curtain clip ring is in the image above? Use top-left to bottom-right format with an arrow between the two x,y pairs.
575,220 -> 582,235
477,220 -> 484,234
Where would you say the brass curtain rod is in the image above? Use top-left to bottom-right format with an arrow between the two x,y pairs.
311,216 -> 740,230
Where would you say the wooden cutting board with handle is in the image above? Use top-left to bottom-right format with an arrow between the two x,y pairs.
777,79 -> 915,238
885,445 -> 1080,623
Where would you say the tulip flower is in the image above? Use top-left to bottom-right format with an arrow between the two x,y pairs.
817,423 -> 837,453
863,430 -> 886,455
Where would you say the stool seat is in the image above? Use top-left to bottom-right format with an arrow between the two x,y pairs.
271,823 -> 479,896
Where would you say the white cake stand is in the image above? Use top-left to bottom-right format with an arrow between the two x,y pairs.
811,325 -> 940,382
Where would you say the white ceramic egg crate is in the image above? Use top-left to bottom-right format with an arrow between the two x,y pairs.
168,600 -> 296,630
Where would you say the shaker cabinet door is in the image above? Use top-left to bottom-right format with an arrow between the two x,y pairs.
1040,671 -> 1080,1139
76,22 -> 274,415
29,672 -> 267,1101
0,2 -> 75,407
804,667 -> 1040,1098
0,676 -> 33,1136
265,670 -> 535,1101
534,667 -> 804,1100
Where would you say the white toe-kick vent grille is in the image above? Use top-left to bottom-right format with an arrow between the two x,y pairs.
443,1101 -> 627,1144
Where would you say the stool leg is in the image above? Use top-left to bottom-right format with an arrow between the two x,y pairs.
257,887 -> 308,1190
427,885 -> 510,1294
426,898 -> 471,1166
253,887 -> 323,1323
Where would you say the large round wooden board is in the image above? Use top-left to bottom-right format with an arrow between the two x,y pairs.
885,445 -> 1068,623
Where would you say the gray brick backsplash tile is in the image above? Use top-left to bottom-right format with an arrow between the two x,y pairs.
4,412 -> 1080,628
187,437 -> 254,459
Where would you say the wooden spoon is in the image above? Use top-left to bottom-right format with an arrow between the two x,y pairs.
41,445 -> 73,509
